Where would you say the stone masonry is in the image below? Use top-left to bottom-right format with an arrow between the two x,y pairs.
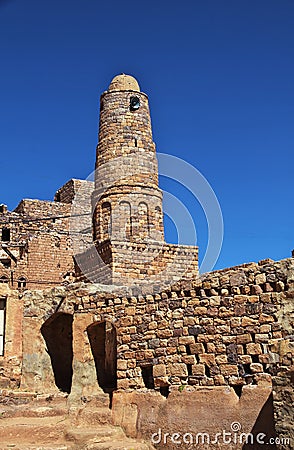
82,74 -> 198,287
0,74 -> 293,449
0,179 -> 93,290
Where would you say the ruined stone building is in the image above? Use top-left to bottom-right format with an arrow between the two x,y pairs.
0,75 -> 293,449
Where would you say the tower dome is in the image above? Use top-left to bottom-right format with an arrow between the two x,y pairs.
108,74 -> 140,92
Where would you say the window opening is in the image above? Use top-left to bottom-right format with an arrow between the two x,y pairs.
1,228 -> 10,242
18,277 -> 27,289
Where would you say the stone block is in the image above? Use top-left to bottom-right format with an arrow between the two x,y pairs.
239,355 -> 252,364
260,324 -> 271,333
255,273 -> 266,284
117,360 -> 127,370
246,343 -> 262,355
182,355 -> 196,365
178,336 -> 195,345
214,374 -> 226,385
194,307 -> 208,315
220,364 -> 239,376
241,317 -> 258,327
230,272 -> 246,286
153,364 -> 166,377
192,364 -> 205,376
259,314 -> 275,324
216,355 -> 228,364
154,376 -> 169,387
189,343 -> 205,354
168,363 -> 188,377
207,343 -> 216,353
255,333 -> 270,343
250,363 -> 263,373
135,350 -> 154,360
199,354 -> 216,367
157,329 -> 173,339
236,334 -> 252,344
148,321 -> 158,330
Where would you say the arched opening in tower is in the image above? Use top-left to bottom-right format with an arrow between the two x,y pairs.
41,312 -> 73,394
119,201 -> 132,240
87,321 -> 117,393
101,202 -> 112,240
138,202 -> 149,239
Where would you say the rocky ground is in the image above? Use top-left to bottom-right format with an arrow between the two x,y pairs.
0,391 -> 154,450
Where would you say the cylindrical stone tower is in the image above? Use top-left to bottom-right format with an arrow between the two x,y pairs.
92,74 -> 164,243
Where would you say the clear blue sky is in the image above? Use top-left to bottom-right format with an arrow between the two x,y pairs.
0,0 -> 293,271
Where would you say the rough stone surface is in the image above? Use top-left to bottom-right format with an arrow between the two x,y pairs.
0,74 -> 293,450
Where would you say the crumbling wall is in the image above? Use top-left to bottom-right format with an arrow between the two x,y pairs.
0,179 -> 94,290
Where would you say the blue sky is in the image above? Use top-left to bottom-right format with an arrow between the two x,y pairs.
0,0 -> 293,271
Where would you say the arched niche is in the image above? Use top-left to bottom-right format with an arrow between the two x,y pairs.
41,312 -> 73,394
87,321 -> 117,393
138,202 -> 149,238
119,201 -> 132,240
101,202 -> 112,240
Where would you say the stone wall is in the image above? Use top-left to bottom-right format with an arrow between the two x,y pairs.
0,179 -> 93,290
76,241 -> 198,288
0,256 -> 290,394
0,255 -> 292,448
0,284 -> 23,388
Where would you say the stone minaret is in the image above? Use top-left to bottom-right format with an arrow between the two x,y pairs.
90,74 -> 198,287
92,74 -> 164,244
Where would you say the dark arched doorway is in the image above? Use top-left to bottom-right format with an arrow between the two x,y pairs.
87,321 -> 117,393
41,312 -> 73,394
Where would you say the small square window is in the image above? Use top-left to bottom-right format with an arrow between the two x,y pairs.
1,228 -> 10,242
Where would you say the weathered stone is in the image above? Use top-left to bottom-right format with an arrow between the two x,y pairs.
192,364 -> 205,376
199,354 -> 216,367
246,343 -> 262,355
168,363 -> 188,377
250,363 -> 264,373
189,343 -> 205,354
219,364 -> 239,376
153,364 -> 166,377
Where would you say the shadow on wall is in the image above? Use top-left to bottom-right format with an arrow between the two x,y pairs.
243,393 -> 277,450
41,312 -> 73,394
87,321 -> 117,393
